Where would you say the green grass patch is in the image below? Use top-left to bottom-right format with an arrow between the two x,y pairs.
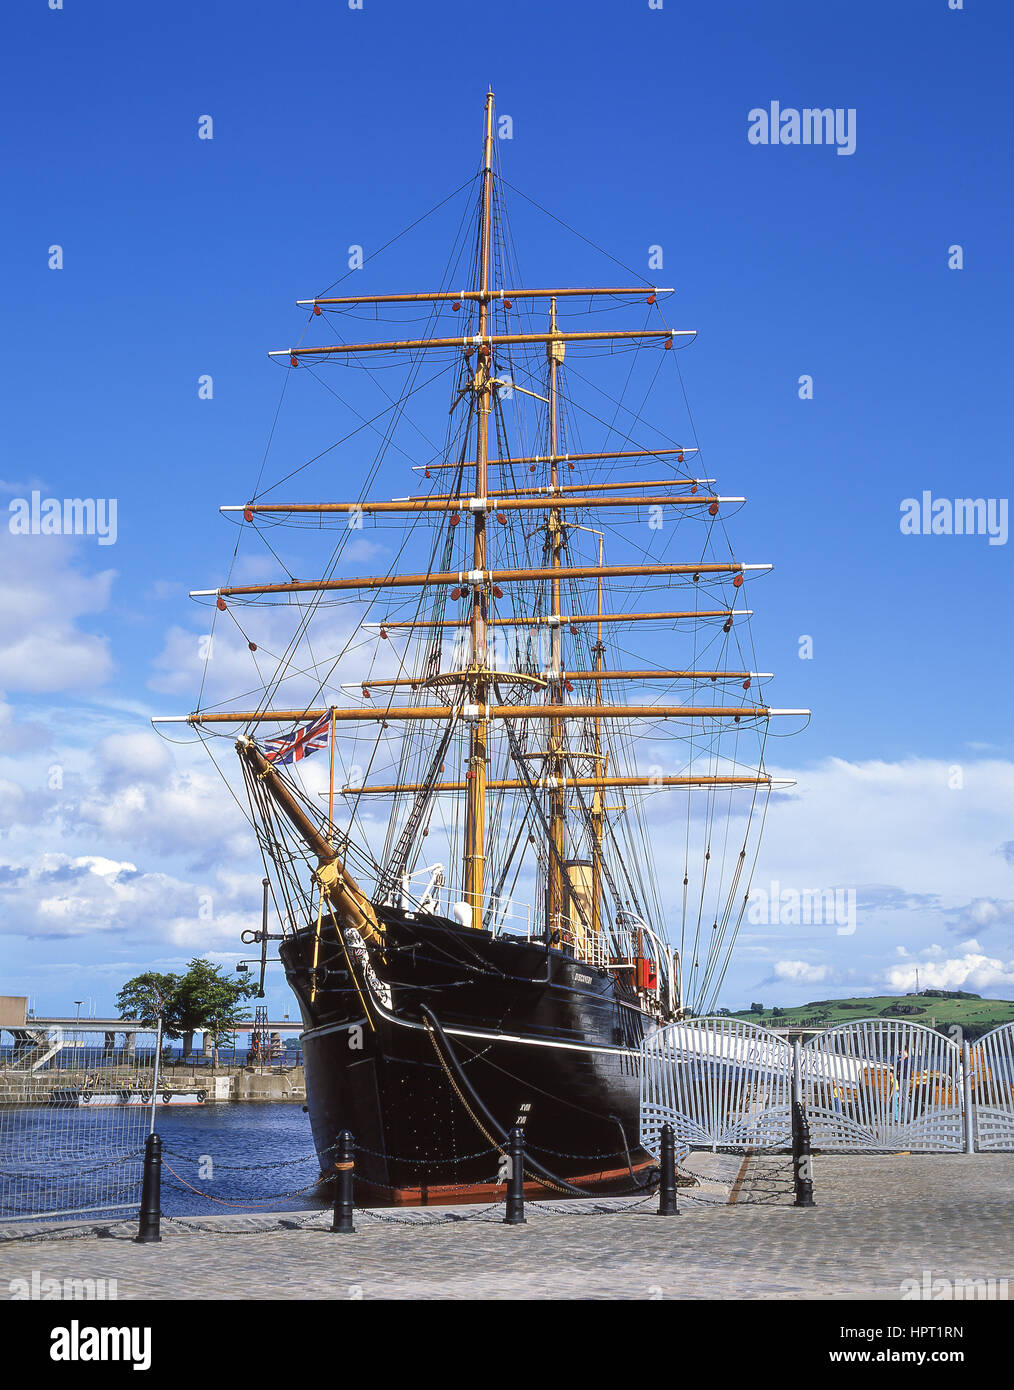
728,994 -> 1014,1040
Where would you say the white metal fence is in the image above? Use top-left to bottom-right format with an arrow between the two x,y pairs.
641,1018 -> 793,1159
641,1017 -> 1014,1158
970,1022 -> 1014,1152
0,1027 -> 159,1223
802,1020 -> 965,1152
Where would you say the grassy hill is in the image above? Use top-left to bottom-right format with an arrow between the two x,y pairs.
730,993 -> 1014,1040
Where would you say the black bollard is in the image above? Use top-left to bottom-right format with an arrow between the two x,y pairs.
330,1130 -> 356,1233
658,1122 -> 679,1215
503,1125 -> 527,1225
135,1132 -> 162,1244
792,1100 -> 816,1208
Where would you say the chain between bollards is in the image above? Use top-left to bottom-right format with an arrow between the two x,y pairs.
503,1125 -> 527,1225
135,1132 -> 162,1244
791,1100 -> 816,1208
330,1130 -> 356,1233
657,1122 -> 679,1215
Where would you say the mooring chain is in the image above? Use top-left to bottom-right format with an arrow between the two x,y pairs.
161,1160 -> 339,1207
339,1171 -> 502,1195
160,1161 -> 509,1211
154,1203 -> 509,1233
159,1147 -> 323,1171
526,1191 -> 659,1217
525,1142 -> 629,1161
160,1141 -> 500,1170
157,1210 -> 331,1236
358,1202 -> 505,1225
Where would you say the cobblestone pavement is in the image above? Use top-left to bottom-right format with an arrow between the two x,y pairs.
1,1155 -> 1012,1300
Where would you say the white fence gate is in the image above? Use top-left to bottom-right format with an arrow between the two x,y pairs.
970,1022 -> 1014,1152
640,1018 -> 793,1159
801,1020 -> 965,1152
641,1016 -> 1014,1157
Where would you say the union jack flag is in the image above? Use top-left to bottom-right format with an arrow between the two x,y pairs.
263,711 -> 331,766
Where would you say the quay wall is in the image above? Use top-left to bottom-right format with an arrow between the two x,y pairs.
0,1065 -> 306,1104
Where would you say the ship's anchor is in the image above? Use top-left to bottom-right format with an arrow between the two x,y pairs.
238,878 -> 284,998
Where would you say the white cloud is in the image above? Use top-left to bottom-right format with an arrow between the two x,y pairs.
146,580 -> 182,602
0,711 -> 259,959
75,733 -> 251,864
947,898 -> 1014,938
0,532 -> 114,691
146,597 -> 410,703
773,960 -> 830,983
72,854 -> 139,877
93,732 -> 173,789
756,757 -> 1014,906
884,952 -> 1014,993
690,755 -> 1014,1005
0,697 -> 51,754
1,851 -> 259,945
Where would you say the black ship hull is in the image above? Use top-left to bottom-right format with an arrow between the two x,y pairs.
280,904 -> 660,1204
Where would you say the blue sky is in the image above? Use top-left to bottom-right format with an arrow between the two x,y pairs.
2,0 -> 1013,1017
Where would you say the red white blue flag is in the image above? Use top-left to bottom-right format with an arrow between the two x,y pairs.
263,712 -> 331,765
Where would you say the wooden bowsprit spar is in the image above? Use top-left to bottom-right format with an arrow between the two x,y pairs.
152,91 -> 808,1204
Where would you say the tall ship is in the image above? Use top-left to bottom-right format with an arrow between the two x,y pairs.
157,92 -> 805,1203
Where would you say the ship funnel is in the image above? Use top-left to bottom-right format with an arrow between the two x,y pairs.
563,858 -> 595,957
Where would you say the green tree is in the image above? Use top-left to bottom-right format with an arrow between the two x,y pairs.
116,958 -> 256,1059
114,972 -> 177,1033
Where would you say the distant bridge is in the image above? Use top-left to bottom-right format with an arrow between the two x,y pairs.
1,1018 -> 304,1070
15,1018 -> 303,1034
